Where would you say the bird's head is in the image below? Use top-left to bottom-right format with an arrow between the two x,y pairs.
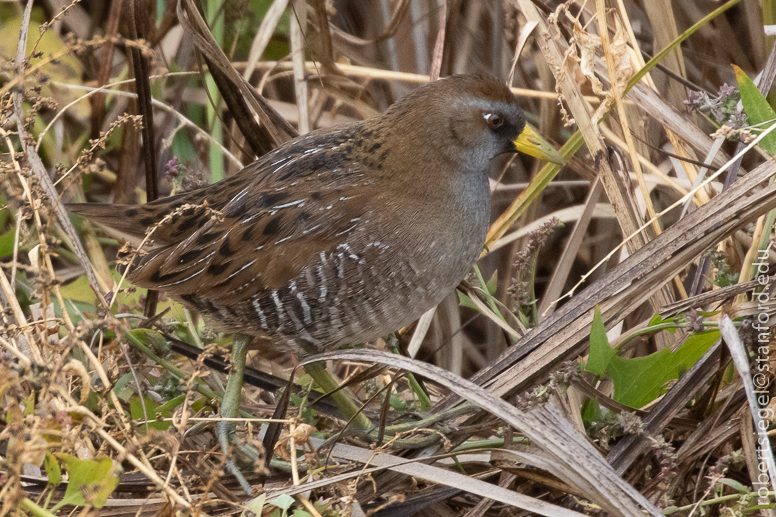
381,75 -> 563,174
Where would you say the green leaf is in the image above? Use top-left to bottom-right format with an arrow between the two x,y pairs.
289,392 -> 317,425
457,290 -> 479,310
23,391 -> 35,416
240,494 -> 267,517
580,398 -> 604,423
44,452 -> 62,487
51,296 -> 97,329
671,331 -> 720,368
0,228 -> 15,258
156,395 -> 185,416
457,270 -> 498,310
608,331 -> 719,408
647,313 -> 664,327
51,455 -> 119,510
484,270 -> 498,295
241,494 -> 266,517
0,15 -> 86,120
717,478 -> 749,494
0,195 -> 9,228
129,395 -> 181,431
112,373 -> 135,401
58,274 -> 101,304
130,397 -> 158,426
191,397 -> 208,413
648,313 -> 677,327
734,64 -> 776,154
586,306 -> 615,376
270,494 -> 295,511
608,350 -> 672,409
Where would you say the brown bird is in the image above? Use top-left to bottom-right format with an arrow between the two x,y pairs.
70,74 -> 562,491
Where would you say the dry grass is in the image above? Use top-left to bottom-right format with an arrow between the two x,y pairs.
1,0 -> 775,516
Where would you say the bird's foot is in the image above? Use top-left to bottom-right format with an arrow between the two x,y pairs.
216,420 -> 264,495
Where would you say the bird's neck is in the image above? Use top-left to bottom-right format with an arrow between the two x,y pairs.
352,116 -> 491,258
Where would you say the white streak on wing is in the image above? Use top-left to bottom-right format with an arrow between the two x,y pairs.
274,199 -> 305,210
317,253 -> 328,302
273,158 -> 296,172
230,187 -> 250,206
159,267 -> 206,287
317,265 -> 328,302
269,200 -> 306,217
302,223 -> 322,235
159,247 -> 217,278
272,290 -> 285,321
283,295 -> 304,330
334,223 -> 358,237
337,243 -> 359,260
297,292 -> 312,325
189,250 -> 217,269
365,241 -> 389,251
225,260 -> 256,281
252,299 -> 269,329
336,253 -> 345,278
235,279 -> 254,292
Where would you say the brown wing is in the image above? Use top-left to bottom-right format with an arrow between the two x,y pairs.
68,126 -> 357,246
127,167 -> 377,304
67,167 -> 261,246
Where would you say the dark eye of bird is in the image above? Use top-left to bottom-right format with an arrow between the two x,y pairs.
485,113 -> 504,130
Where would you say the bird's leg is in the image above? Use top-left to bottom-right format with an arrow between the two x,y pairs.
303,360 -> 374,436
217,333 -> 254,494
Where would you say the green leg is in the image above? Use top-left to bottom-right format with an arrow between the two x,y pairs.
303,360 -> 374,436
216,333 -> 253,494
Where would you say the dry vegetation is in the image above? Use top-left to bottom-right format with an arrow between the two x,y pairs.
1,0 -> 775,515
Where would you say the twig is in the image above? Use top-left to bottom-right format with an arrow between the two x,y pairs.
12,0 -> 105,304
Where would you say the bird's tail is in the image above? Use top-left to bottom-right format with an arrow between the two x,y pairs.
68,203 -> 151,245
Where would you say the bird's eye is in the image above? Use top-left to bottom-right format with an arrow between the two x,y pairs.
485,113 -> 504,130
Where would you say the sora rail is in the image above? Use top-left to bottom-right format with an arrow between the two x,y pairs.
70,74 -> 562,491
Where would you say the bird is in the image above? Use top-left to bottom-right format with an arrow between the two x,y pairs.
69,74 -> 563,492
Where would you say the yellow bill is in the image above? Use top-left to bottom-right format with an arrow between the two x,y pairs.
513,124 -> 564,165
